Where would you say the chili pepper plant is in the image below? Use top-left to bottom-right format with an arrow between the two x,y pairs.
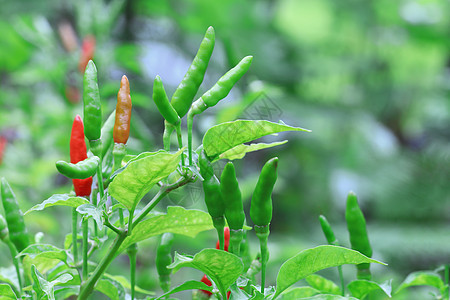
1,26 -> 442,300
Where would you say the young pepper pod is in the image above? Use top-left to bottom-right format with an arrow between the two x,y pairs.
0,214 -> 9,242
1,178 -> 30,252
153,76 -> 180,126
319,215 -> 339,246
83,60 -> 102,142
190,56 -> 253,116
70,115 -> 92,197
171,26 -> 215,118
250,157 -> 278,227
220,162 -> 245,255
56,156 -> 100,179
345,191 -> 373,280
156,232 -> 174,293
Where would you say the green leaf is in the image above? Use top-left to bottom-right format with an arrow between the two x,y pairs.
119,206 -> 214,252
105,274 -> 155,295
0,267 -> 19,294
168,249 -> 244,299
203,120 -> 310,157
25,194 -> 89,215
155,280 -> 213,300
109,149 -> 183,210
279,287 -> 320,299
76,203 -> 104,230
347,279 -> 392,299
17,244 -> 68,265
213,140 -> 288,162
0,283 -> 17,300
300,295 -> 358,300
306,274 -> 341,295
95,277 -> 126,300
274,245 -> 386,299
31,265 -> 73,300
395,271 -> 444,294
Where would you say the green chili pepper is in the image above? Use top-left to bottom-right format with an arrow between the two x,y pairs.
319,215 -> 338,246
0,214 -> 8,242
199,150 -> 226,249
319,215 -> 345,295
83,60 -> 102,142
100,110 -> 116,158
345,191 -> 373,280
1,178 -> 29,252
153,76 -> 180,126
220,162 -> 244,255
171,26 -> 215,118
156,232 -> 174,293
250,157 -> 278,227
190,56 -> 253,116
56,156 -> 100,179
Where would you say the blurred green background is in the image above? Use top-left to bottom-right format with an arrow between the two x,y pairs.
0,0 -> 449,298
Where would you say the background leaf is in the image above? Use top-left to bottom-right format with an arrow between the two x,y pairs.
25,194 -> 89,215
395,271 -> 444,294
76,203 -> 104,230
17,244 -> 68,265
214,140 -> 288,162
306,274 -> 341,295
347,279 -> 392,299
0,283 -> 17,300
155,280 -> 213,300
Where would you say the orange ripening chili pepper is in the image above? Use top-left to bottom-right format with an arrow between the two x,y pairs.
0,136 -> 7,165
70,115 -> 92,197
78,35 -> 96,73
113,75 -> 132,144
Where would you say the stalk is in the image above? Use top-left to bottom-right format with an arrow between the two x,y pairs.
175,123 -> 184,166
163,121 -> 175,152
187,112 -> 194,165
229,229 -> 243,256
255,225 -> 269,294
6,240 -> 22,295
72,208 -> 78,264
127,244 -> 138,300
82,219 -> 89,280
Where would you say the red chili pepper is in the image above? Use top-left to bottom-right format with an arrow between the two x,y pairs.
78,35 -> 96,73
200,275 -> 213,296
70,115 -> 92,197
0,136 -> 6,165
216,227 -> 230,252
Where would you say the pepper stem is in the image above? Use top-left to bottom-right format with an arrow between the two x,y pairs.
72,208 -> 78,264
229,229 -> 244,256
255,225 -> 270,294
175,123 -> 184,166
82,218 -> 89,280
212,217 -> 225,250
127,243 -> 138,300
187,111 -> 194,165
163,121 -> 175,152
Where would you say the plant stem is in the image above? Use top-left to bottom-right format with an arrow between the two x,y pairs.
338,266 -> 345,296
77,231 -> 127,300
132,175 -> 193,227
445,264 -> 449,300
163,121 -> 175,152
175,123 -> 184,166
82,219 -> 89,281
187,112 -> 194,165
128,208 -> 134,233
72,208 -> 78,264
255,225 -> 269,294
127,244 -> 138,300
6,240 -> 22,295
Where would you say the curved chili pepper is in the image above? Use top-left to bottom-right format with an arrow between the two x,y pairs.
319,215 -> 339,246
56,156 -> 100,179
83,60 -> 102,142
113,75 -> 132,144
1,177 -> 30,252
345,191 -> 373,280
171,26 -> 215,118
70,115 -> 92,197
190,56 -> 253,115
153,76 -> 180,126
156,232 -> 174,293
